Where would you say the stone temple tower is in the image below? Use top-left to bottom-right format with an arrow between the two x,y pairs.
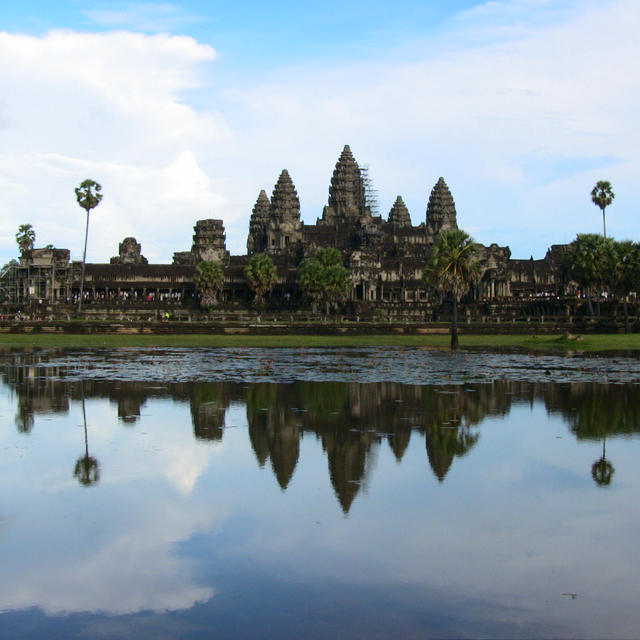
246,170 -> 303,257
172,219 -> 230,265
319,145 -> 369,225
387,196 -> 411,227
425,177 -> 458,241
247,189 -> 270,255
191,219 -> 230,264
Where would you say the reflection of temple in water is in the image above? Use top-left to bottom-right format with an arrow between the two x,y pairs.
3,350 -> 638,511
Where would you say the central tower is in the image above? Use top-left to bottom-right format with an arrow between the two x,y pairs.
319,145 -> 370,225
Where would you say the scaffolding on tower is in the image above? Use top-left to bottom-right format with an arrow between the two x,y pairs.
360,164 -> 380,217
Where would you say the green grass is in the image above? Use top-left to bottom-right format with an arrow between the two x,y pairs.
0,332 -> 638,352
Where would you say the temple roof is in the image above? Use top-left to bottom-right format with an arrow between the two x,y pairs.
388,196 -> 411,227
327,144 -> 366,216
252,190 -> 270,221
271,169 -> 300,221
426,177 -> 458,236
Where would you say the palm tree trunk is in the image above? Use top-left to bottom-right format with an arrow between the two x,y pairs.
602,208 -> 607,239
623,298 -> 629,334
586,287 -> 594,317
451,297 -> 459,350
78,210 -> 90,312
82,396 -> 89,459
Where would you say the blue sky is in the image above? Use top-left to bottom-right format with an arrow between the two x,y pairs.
1,0 -> 637,262
4,2 -> 481,53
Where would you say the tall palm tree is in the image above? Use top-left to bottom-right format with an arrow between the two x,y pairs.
591,180 -> 615,238
244,253 -> 277,307
423,229 -> 479,349
15,224 -> 36,254
75,179 -> 103,312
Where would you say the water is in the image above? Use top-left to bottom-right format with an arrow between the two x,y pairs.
1,348 -> 639,639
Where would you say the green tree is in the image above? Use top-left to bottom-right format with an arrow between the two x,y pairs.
610,240 -> 640,333
423,229 -> 479,349
194,260 -> 224,308
15,224 -> 35,254
75,179 -> 103,312
298,247 -> 350,315
564,233 -> 616,317
244,253 -> 277,307
591,180 -> 615,238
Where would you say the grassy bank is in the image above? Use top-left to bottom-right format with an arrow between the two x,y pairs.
0,332 -> 638,352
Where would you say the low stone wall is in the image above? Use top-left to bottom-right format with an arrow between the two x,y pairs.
0,317 -> 635,335
2,297 -> 637,334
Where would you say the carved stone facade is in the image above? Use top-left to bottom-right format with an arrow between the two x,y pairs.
388,196 -> 411,228
6,144 -> 571,308
110,237 -> 148,265
247,190 -> 270,255
174,219 -> 230,265
244,144 -> 518,303
246,170 -> 304,258
425,178 -> 458,240
320,144 -> 369,225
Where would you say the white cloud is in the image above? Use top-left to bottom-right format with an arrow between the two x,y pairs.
0,29 -> 223,263
0,396 -> 224,614
218,0 -> 640,255
0,0 -> 638,264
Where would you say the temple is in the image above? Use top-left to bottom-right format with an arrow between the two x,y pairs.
5,144 -> 567,309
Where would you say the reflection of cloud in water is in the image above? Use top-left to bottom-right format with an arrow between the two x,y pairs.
164,442 -> 218,494
91,399 -> 216,496
1,496 -> 215,614
0,399 -> 222,615
2,350 -> 640,636
35,502 -> 213,614
222,407 -> 640,638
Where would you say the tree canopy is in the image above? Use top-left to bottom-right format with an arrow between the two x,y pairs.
564,233 -> 616,315
16,224 -> 35,254
194,260 -> 224,308
75,179 -> 103,214
611,240 -> 640,300
564,234 -> 640,324
423,229 -> 479,349
590,180 -> 614,238
244,253 -> 277,307
298,248 -> 350,315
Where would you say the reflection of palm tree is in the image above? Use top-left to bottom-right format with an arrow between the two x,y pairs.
15,405 -> 34,433
74,397 -> 100,487
591,438 -> 615,487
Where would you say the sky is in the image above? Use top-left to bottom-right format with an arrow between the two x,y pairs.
0,0 -> 638,264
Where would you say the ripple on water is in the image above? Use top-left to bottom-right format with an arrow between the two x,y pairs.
22,347 -> 640,385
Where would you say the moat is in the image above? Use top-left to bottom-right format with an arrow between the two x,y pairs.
1,348 -> 639,639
